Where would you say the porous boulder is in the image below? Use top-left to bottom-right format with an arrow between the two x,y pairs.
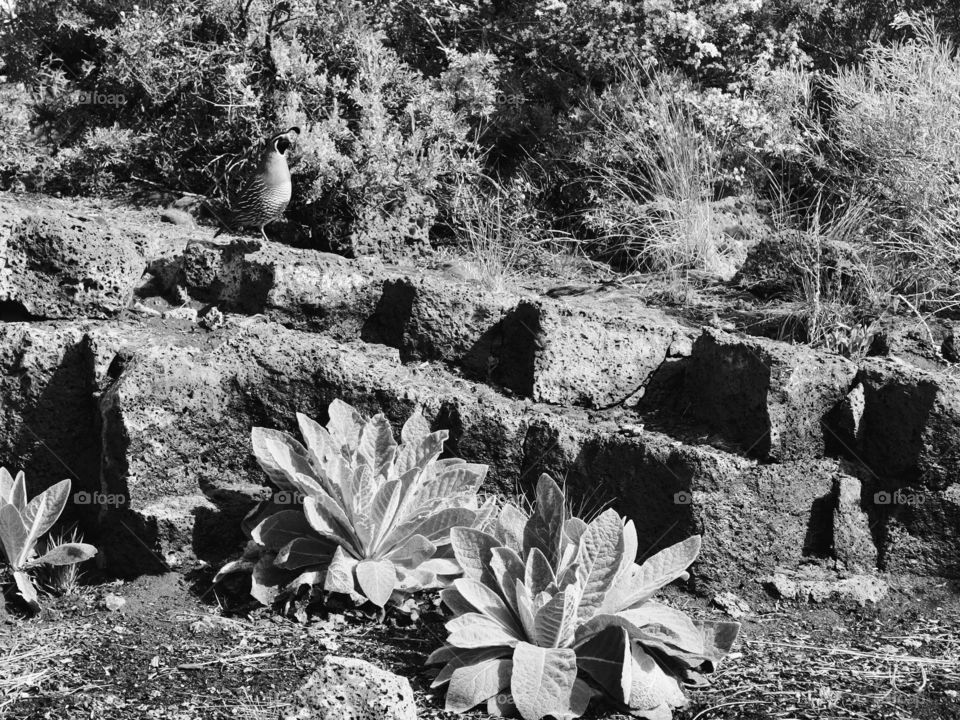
286,656 -> 417,720
851,358 -> 960,488
361,271 -> 516,378
0,322 -> 101,504
0,198 -> 146,318
683,329 -> 856,460
493,298 -> 693,407
164,239 -> 384,337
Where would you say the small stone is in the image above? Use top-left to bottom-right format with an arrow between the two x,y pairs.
286,656 -> 416,720
764,573 -> 798,600
712,591 -> 751,618
159,208 -> 196,227
104,593 -> 126,611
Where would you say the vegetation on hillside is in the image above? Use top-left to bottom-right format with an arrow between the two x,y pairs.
2,0 -> 960,343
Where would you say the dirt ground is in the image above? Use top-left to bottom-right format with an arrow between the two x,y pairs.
2,564 -> 959,720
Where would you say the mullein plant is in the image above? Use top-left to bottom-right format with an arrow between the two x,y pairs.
0,470 -> 97,611
429,474 -> 739,720
216,400 -> 496,608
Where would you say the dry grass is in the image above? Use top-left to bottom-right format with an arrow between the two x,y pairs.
816,14 -> 960,312
0,640 -> 70,714
577,67 -> 744,284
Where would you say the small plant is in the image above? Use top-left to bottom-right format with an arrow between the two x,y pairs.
39,525 -> 88,596
820,320 -> 879,361
216,400 -> 496,608
0,470 -> 97,611
429,474 -> 739,720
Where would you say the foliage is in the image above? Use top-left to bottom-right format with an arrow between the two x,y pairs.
0,0 -> 482,254
0,470 -> 97,611
429,474 -> 739,720
566,68 -> 745,278
216,400 -> 496,608
808,15 -> 960,309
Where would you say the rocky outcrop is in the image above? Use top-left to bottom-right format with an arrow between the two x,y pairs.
683,329 -> 857,460
0,198 -> 147,318
1,191 -> 959,592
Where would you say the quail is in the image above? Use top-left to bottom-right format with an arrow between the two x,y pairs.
214,126 -> 300,242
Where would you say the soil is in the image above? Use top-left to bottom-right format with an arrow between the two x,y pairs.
2,565 -> 958,720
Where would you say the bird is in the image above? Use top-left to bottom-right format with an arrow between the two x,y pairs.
214,126 -> 300,242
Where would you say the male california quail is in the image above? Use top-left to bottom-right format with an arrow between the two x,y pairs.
214,126 -> 300,241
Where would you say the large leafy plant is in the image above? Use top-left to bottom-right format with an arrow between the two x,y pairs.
429,474 -> 739,720
0,469 -> 97,611
217,400 -> 495,607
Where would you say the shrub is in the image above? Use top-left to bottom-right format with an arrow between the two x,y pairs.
429,474 -> 739,720
0,469 -> 97,611
1,0 -> 483,254
215,400 -> 496,608
808,15 -> 960,308
567,68 -> 745,278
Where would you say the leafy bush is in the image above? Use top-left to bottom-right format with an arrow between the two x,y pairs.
216,400 -> 496,608
429,474 -> 739,720
1,0 -> 483,255
0,470 -> 97,611
567,69 -> 745,278
810,15 -> 960,308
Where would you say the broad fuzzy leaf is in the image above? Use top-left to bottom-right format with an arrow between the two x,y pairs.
13,569 -> 39,610
356,559 -> 397,607
275,537 -> 332,570
9,471 -> 27,511
489,547 -> 525,613
32,543 -> 97,567
619,602 -> 705,657
358,414 -> 397,477
446,612 -> 524,648
453,578 -> 523,636
393,431 -> 446,481
451,527 -> 500,583
326,399 -> 365,450
0,467 -> 15,507
431,646 -> 513,687
603,537 -> 702,613
441,585 -> 478,617
695,620 -> 741,668
575,509 -> 625,622
445,658 -> 513,713
577,626 -> 631,705
250,553 -> 287,606
324,545 -> 359,595
19,479 -> 71,566
0,503 -> 27,566
525,547 -> 556,597
627,644 -> 688,713
385,534 -> 436,569
523,475 -> 566,569
400,408 -> 432,445
253,510 -> 317,551
533,588 -> 578,648
251,428 -> 313,492
510,642 -> 579,720
303,496 -> 352,544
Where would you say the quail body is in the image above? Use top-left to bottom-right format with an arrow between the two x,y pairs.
215,126 -> 300,241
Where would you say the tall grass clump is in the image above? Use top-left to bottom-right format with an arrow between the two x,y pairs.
573,67 -> 744,281
816,14 -> 960,309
